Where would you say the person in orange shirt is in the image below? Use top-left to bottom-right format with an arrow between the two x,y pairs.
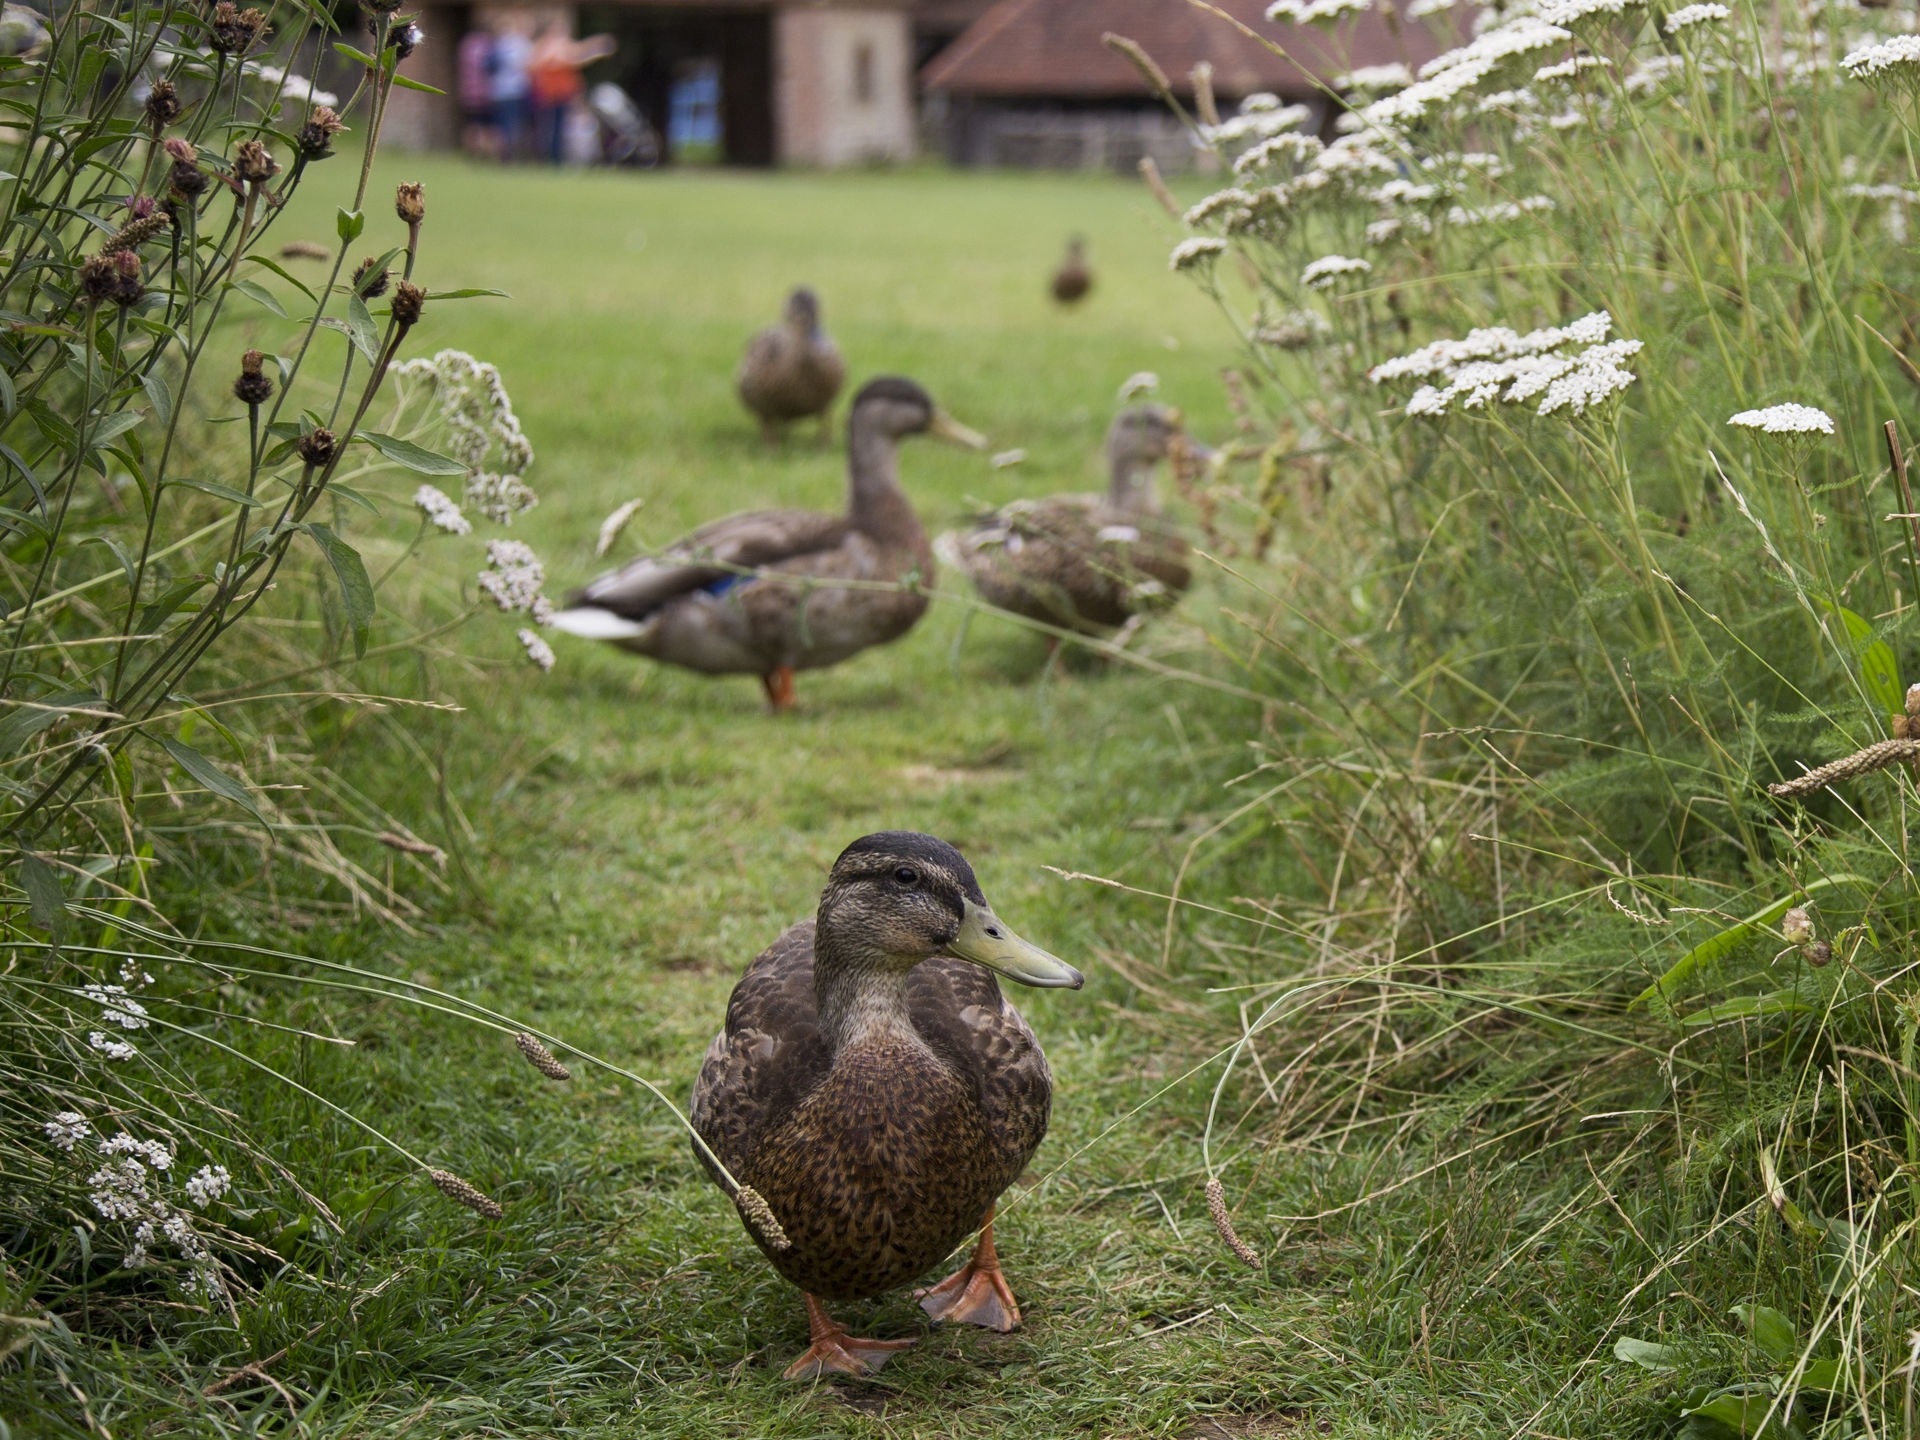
529,22 -> 617,164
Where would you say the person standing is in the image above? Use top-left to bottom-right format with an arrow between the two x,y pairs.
529,21 -> 616,164
489,15 -> 534,161
457,20 -> 498,159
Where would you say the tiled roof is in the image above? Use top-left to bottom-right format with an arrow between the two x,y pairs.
922,0 -> 1443,99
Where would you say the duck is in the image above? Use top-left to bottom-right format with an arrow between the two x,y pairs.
550,378 -> 984,710
938,403 -> 1201,648
691,830 -> 1084,1380
737,287 -> 848,444
1051,236 -> 1091,306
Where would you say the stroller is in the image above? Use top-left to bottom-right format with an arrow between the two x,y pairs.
587,82 -> 660,167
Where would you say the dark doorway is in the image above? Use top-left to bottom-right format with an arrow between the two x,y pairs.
578,6 -> 773,166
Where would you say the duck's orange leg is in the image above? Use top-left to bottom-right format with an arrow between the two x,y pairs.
761,665 -> 797,712
783,1292 -> 916,1380
915,1205 -> 1022,1331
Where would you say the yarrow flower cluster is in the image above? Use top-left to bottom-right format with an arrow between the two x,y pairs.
90,1031 -> 138,1061
1198,95 -> 1313,148
1841,34 -> 1920,87
1363,18 -> 1574,127
1301,254 -> 1372,289
518,628 -> 556,672
82,983 -> 149,1030
1664,3 -> 1729,34
1370,311 -> 1643,420
391,350 -> 537,524
1728,402 -> 1835,436
1267,0 -> 1373,24
1337,62 -> 1414,92
45,1112 -> 90,1150
247,62 -> 339,110
1170,237 -> 1228,272
477,539 -> 548,614
45,1113 -> 232,1286
412,484 -> 472,536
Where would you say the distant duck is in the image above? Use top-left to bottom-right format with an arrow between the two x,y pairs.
938,404 -> 1200,646
1050,236 -> 1091,306
551,378 -> 985,710
691,830 -> 1084,1379
737,287 -> 848,445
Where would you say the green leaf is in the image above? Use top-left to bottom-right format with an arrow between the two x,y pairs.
1732,1305 -> 1800,1365
87,409 -> 145,447
332,41 -> 377,66
159,735 -> 269,826
424,287 -> 510,301
302,523 -> 375,659
1613,1336 -> 1681,1372
168,475 -> 264,507
1796,1358 -> 1841,1393
1681,1390 -> 1797,1439
325,482 -> 380,514
390,73 -> 447,95
241,253 -> 318,301
228,276 -> 287,318
337,206 -> 364,243
18,853 -> 66,937
345,291 -> 379,363
0,689 -> 105,756
358,431 -> 467,476
1632,875 -> 1865,1011
79,534 -> 135,590
1814,599 -> 1902,719
1679,992 -> 1817,1026
139,371 -> 172,429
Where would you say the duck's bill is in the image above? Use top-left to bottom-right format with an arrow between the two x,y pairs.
930,410 -> 990,451
947,899 -> 1085,989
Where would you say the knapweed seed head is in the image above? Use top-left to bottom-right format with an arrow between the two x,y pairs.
514,1031 -> 571,1079
232,348 -> 273,406
391,18 -> 423,58
395,181 -> 426,227
353,256 -> 391,296
232,138 -> 279,187
391,280 -> 426,328
207,3 -> 269,55
144,80 -> 183,132
296,106 -> 346,161
429,1168 -> 503,1218
297,427 -> 338,469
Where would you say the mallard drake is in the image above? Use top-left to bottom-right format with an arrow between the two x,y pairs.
737,287 -> 848,444
691,831 -> 1083,1380
551,378 -> 984,710
1051,236 -> 1091,305
938,404 -> 1200,644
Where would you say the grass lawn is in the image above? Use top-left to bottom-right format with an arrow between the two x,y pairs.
9,159 -> 1662,1439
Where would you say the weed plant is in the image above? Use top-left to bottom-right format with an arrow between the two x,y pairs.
1128,0 -> 1920,1431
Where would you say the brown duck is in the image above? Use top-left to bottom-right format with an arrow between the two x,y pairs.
691,831 -> 1084,1380
1051,236 -> 1091,305
737,287 -> 848,444
550,378 -> 984,710
938,403 -> 1200,646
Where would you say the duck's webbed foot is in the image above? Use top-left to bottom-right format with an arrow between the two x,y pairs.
783,1292 -> 916,1380
761,665 -> 797,712
916,1207 -> 1022,1332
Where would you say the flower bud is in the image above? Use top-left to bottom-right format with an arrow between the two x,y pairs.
232,349 -> 273,406
233,139 -> 279,187
394,181 -> 425,227
296,106 -> 346,161
208,3 -> 269,55
352,256 -> 390,297
1781,906 -> 1813,946
390,280 -> 425,328
297,427 -> 338,469
144,80 -> 182,132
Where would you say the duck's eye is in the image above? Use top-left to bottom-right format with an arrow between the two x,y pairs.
892,866 -> 920,887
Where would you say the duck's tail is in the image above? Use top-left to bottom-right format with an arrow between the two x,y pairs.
546,606 -> 650,641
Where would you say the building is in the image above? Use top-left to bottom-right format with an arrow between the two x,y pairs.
920,0 -> 1447,169
385,0 -> 962,165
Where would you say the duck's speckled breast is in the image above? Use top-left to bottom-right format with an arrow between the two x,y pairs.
742,1038 -> 1004,1301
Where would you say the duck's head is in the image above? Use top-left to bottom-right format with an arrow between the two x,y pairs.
784,287 -> 822,331
818,831 -> 1083,988
849,378 -> 988,450
1107,404 -> 1214,509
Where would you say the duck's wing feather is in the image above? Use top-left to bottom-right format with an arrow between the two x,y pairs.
570,510 -> 854,621
908,956 -> 1054,1183
690,920 -> 831,1186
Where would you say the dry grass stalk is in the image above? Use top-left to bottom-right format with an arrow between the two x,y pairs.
1103,33 -> 1172,99
377,829 -> 446,867
1139,157 -> 1181,219
428,1168 -> 504,1219
1768,739 -> 1920,798
1205,1177 -> 1260,1265
514,1031 -> 571,1081
735,1185 -> 791,1250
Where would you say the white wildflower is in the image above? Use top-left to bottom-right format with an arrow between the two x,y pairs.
81,983 -> 149,1030
1408,0 -> 1461,15
1301,254 -> 1372,289
1728,403 -> 1835,436
990,449 -> 1027,468
1447,195 -> 1557,225
530,594 -> 555,626
1185,188 -> 1258,228
1338,61 -> 1414,91
1170,237 -> 1228,272
478,539 -> 547,614
1364,19 -> 1574,127
1534,54 -> 1611,81
185,1165 -> 231,1207
1538,0 -> 1643,24
89,1031 -> 138,1062
1664,2 -> 1729,31
1371,312 -> 1640,420
1118,372 -> 1159,401
44,1112 -> 89,1151
1537,339 -> 1642,416
517,628 -> 556,673
413,484 -> 471,536
101,1134 -> 173,1170
1476,87 -> 1541,112
1625,53 -> 1693,91
117,958 -> 153,989
1268,0 -> 1374,23
391,350 -> 537,524
594,498 -> 647,557
1841,34 -> 1920,86
249,63 -> 339,110
1233,132 -> 1325,175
